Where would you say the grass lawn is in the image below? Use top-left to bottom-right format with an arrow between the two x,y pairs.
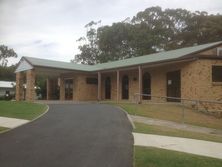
134,122 -> 222,143
117,103 -> 222,130
0,101 -> 47,120
135,146 -> 222,167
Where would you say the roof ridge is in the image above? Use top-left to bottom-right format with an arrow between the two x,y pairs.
23,56 -> 92,67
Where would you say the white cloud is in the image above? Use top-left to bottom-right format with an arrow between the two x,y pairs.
0,0 -> 222,65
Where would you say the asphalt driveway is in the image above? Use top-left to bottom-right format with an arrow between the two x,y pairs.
0,104 -> 133,167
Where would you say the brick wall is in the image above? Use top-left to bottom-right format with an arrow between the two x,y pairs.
56,59 -> 222,104
16,72 -> 25,101
181,59 -> 222,101
198,44 -> 222,56
74,74 -> 98,101
25,70 -> 35,101
59,77 -> 65,100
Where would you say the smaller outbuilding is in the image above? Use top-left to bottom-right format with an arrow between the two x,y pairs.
0,81 -> 16,98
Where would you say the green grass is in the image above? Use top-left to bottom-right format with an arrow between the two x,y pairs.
135,146 -> 222,167
117,103 -> 222,130
134,122 -> 222,143
0,101 -> 47,120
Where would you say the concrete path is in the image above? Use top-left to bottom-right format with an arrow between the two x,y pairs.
0,104 -> 133,167
0,116 -> 29,128
131,115 -> 222,136
133,132 -> 222,159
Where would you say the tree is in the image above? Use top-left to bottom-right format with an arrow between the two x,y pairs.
0,65 -> 16,81
73,21 -> 101,65
0,45 -> 17,67
97,22 -> 134,62
180,12 -> 222,46
73,7 -> 222,64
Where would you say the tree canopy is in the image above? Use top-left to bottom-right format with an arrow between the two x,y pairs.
0,65 -> 16,81
0,45 -> 17,67
73,7 -> 222,64
0,45 -> 17,81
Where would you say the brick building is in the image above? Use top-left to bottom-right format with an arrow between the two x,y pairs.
15,41 -> 222,103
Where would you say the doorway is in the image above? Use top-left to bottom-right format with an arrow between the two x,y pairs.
122,75 -> 129,99
142,72 -> 151,100
105,77 -> 111,99
65,79 -> 73,100
167,70 -> 181,102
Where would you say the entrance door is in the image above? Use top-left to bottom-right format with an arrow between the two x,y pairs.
167,70 -> 181,102
122,75 -> 129,99
65,79 -> 73,100
142,72 -> 151,100
105,77 -> 111,99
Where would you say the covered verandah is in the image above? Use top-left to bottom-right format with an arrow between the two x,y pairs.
15,56 -> 194,103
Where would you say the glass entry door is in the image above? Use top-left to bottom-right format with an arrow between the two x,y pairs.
122,75 -> 129,99
167,70 -> 181,102
65,79 -> 73,100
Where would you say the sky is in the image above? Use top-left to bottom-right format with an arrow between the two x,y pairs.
0,0 -> 222,65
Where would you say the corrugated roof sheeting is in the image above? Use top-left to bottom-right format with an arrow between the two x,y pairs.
20,41 -> 222,72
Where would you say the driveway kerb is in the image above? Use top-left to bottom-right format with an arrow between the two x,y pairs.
116,106 -> 136,129
0,104 -> 49,134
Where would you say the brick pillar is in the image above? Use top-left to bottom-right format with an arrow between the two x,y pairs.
26,70 -> 36,101
46,78 -> 52,100
16,72 -> 24,101
138,66 -> 142,103
116,70 -> 120,102
97,72 -> 101,101
59,77 -> 65,100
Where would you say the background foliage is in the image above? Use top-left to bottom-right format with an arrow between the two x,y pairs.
0,45 -> 17,81
73,7 -> 222,64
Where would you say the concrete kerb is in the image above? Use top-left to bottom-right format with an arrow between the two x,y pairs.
0,104 -> 49,134
116,106 -> 136,129
133,133 -> 222,159
114,105 -> 136,167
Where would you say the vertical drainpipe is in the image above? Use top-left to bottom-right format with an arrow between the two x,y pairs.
138,66 -> 142,104
97,72 -> 101,101
116,70 -> 120,103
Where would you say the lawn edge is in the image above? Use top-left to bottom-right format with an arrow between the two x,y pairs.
133,122 -> 222,143
113,105 -> 136,167
134,145 -> 222,161
0,104 -> 49,134
116,106 -> 136,129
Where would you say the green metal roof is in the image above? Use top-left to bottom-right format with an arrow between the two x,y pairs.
24,56 -> 95,72
23,41 -> 222,72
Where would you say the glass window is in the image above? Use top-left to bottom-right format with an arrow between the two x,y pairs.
212,66 -> 222,82
86,78 -> 98,84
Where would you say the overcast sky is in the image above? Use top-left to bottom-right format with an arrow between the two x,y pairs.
0,0 -> 222,65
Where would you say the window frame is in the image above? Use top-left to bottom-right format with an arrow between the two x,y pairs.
212,65 -> 222,82
217,48 -> 222,56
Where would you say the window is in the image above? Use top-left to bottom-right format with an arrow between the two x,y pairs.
86,78 -> 98,84
212,66 -> 222,82
217,48 -> 222,56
